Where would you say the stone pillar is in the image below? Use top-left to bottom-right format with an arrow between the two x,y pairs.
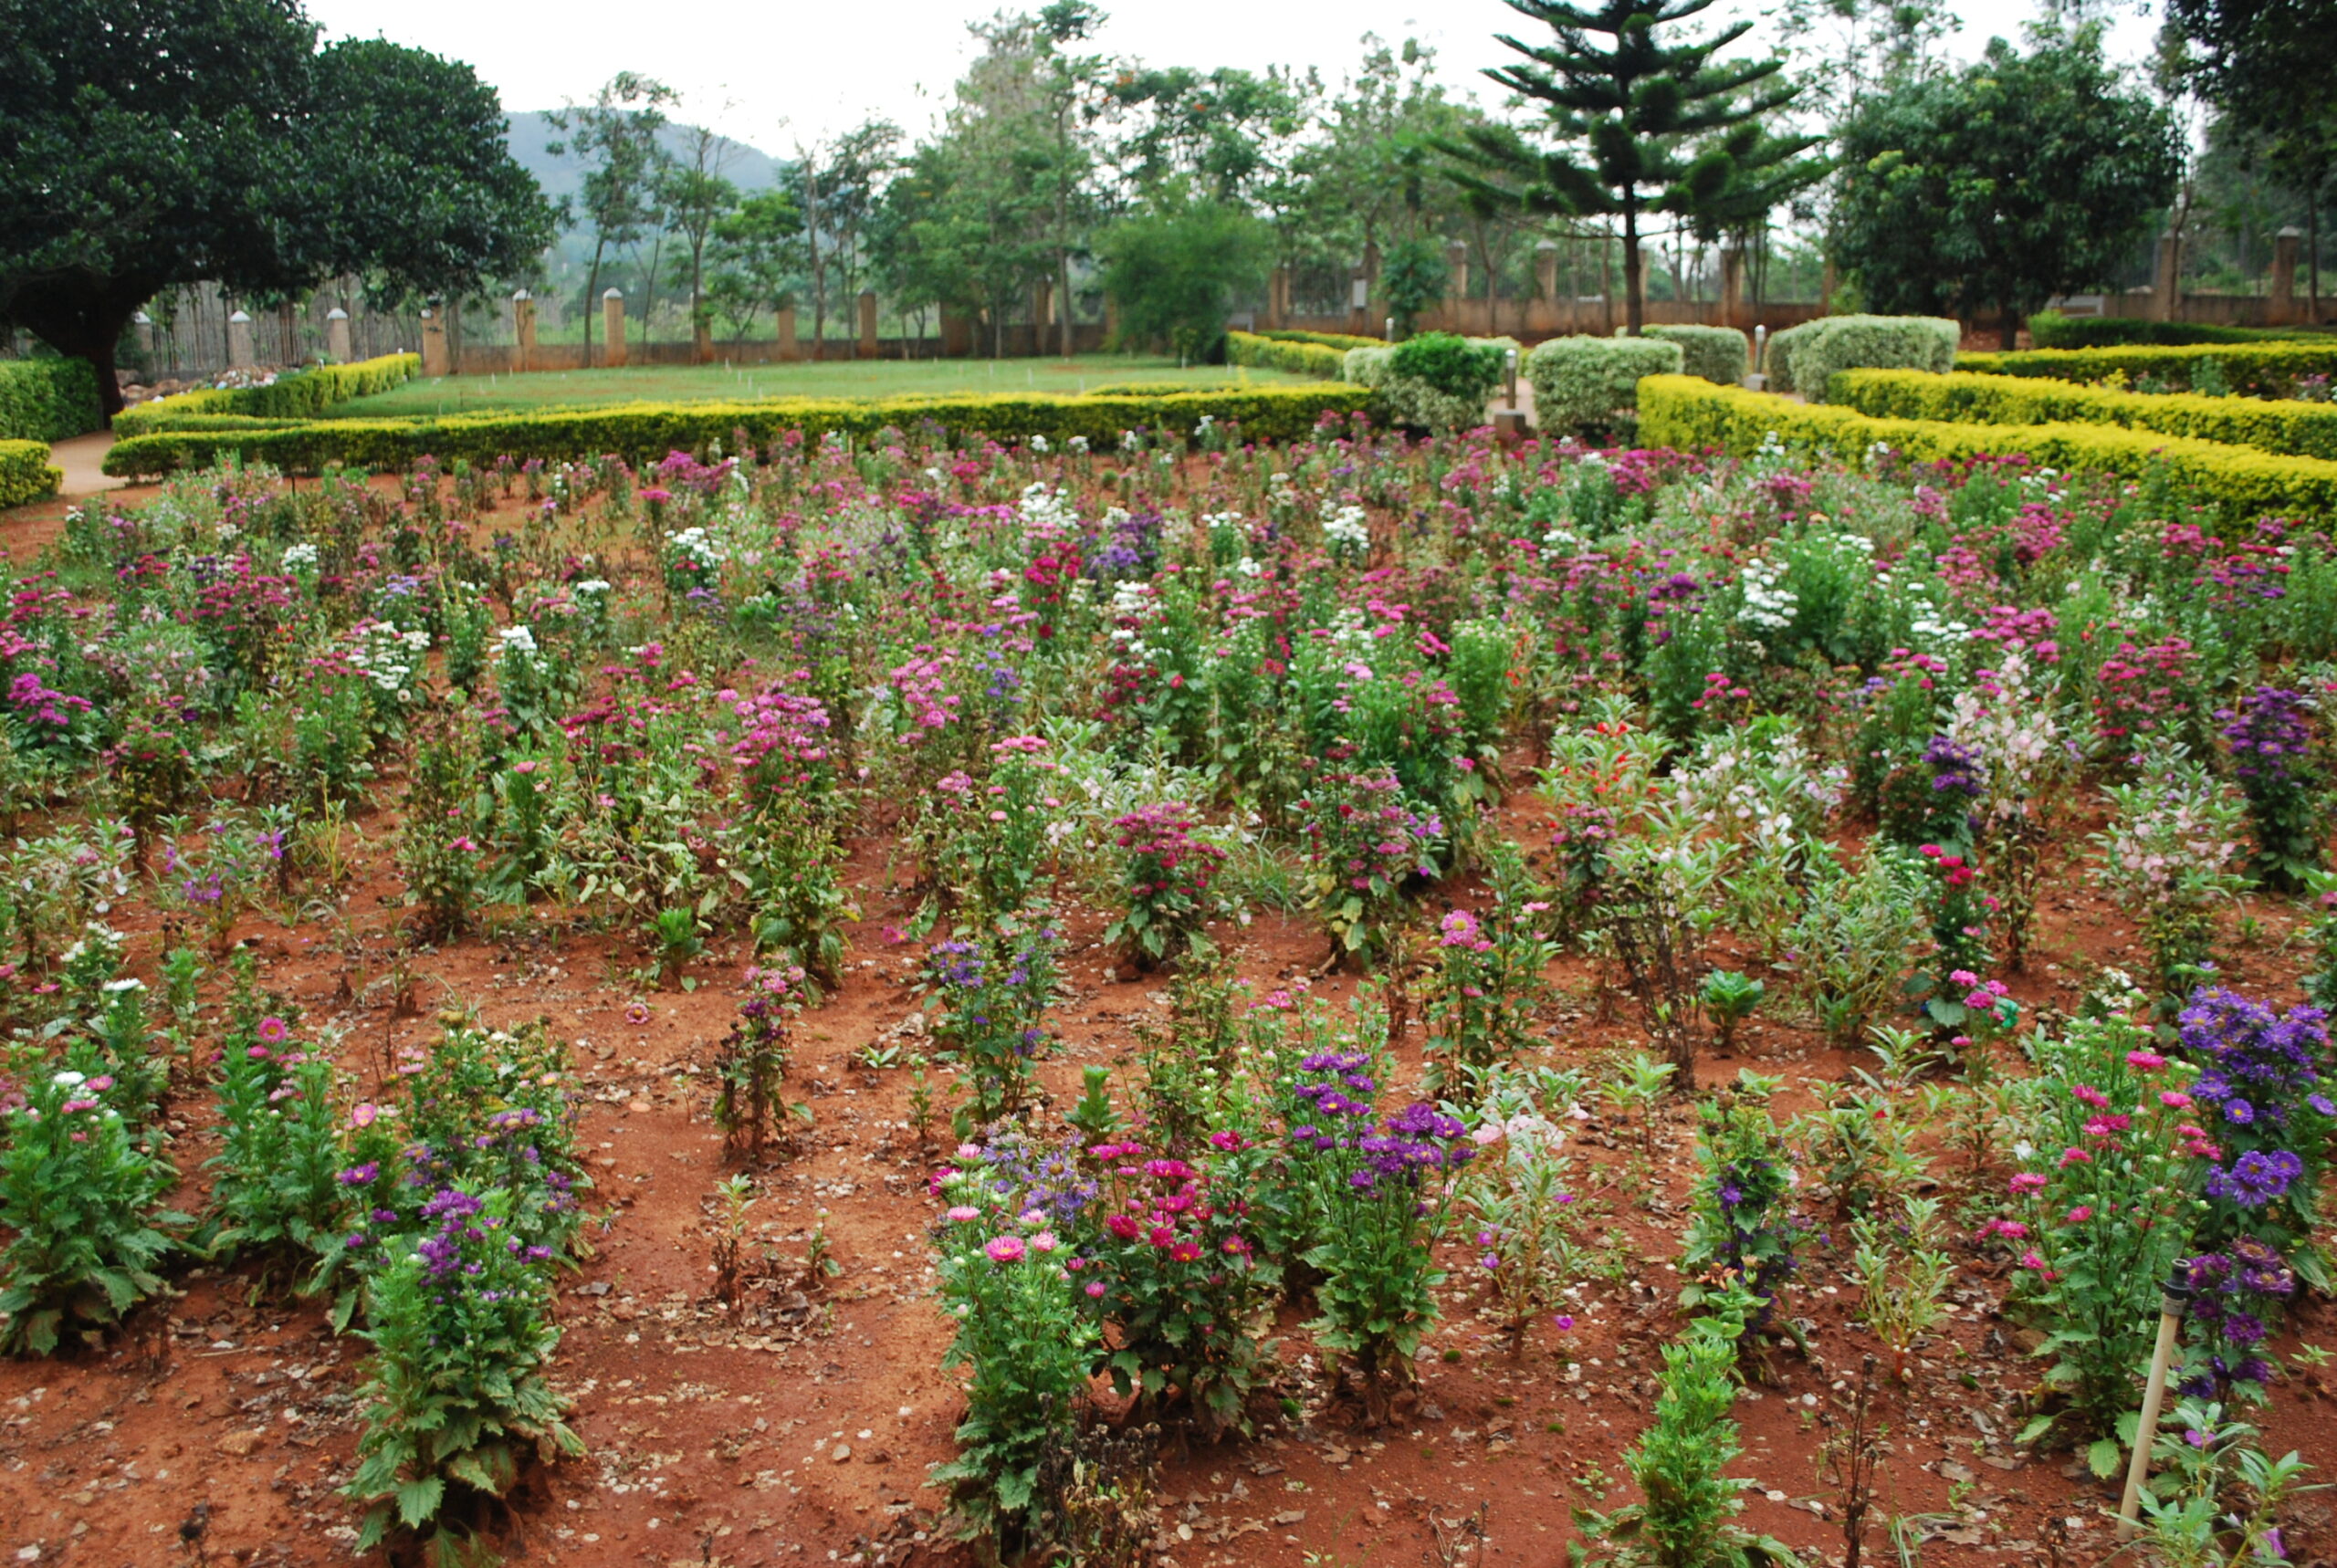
1446,240 -> 1470,311
1535,240 -> 1559,301
602,289 -> 627,368
858,289 -> 879,359
1349,264 -> 1373,335
2154,232 -> 2183,323
777,304 -> 801,361
418,308 -> 448,377
227,308 -> 257,370
134,311 -> 158,361
2272,227 -> 2302,324
1720,247 -> 1744,330
938,304 -> 971,357
511,291 -> 536,371
326,307 -> 352,364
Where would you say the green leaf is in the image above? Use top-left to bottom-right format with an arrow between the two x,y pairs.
2087,1438 -> 2122,1480
395,1475 -> 446,1528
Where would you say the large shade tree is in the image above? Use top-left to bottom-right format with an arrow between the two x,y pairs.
0,0 -> 550,418
1830,26 -> 2181,347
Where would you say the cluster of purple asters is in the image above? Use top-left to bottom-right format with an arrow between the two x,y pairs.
1286,1051 -> 1378,1144
2177,988 -> 2335,1139
973,1131 -> 1098,1227
2206,1150 -> 2307,1209
2216,686 -> 2316,790
2180,1238 -> 2294,1399
1923,734 -> 1985,803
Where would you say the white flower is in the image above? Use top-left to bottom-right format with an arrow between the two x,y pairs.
281,542 -> 319,570
498,624 -> 539,658
101,977 -> 145,994
51,1071 -> 85,1087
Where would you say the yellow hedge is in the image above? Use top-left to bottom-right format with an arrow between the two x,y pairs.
0,441 -> 61,508
113,353 -> 422,434
1227,331 -> 1347,379
1635,375 -> 2337,518
1954,341 -> 2337,396
1831,370 -> 2337,461
102,385 -> 1378,478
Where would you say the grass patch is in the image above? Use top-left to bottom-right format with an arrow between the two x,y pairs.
332,356 -> 1311,419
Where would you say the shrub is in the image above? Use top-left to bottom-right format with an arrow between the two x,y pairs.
1954,340 -> 2337,397
0,441 -> 60,508
112,352 -> 420,434
1340,341 -> 1495,433
1759,318 -> 1826,392
1635,375 -> 2337,521
103,385 -> 1377,476
1782,314 -> 1960,402
0,359 -> 103,442
1104,801 -> 1226,967
1525,335 -> 1683,434
1625,324 -> 1748,385
1834,369 -> 2337,461
2026,311 -> 2323,350
1389,331 -> 1506,401
0,1067 -> 184,1354
1259,328 -> 1384,350
1225,330 -> 1345,379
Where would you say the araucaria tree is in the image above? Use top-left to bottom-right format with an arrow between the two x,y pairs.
0,0 -> 551,418
1829,26 -> 2181,348
1447,0 -> 1823,332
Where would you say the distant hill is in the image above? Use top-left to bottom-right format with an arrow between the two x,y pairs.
505,110 -> 788,214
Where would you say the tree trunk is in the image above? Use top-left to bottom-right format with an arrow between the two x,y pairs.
2311,185 -> 2322,322
2000,299 -> 2019,351
1621,203 -> 1645,335
584,237 -> 605,367
14,280 -> 147,422
806,163 -> 825,363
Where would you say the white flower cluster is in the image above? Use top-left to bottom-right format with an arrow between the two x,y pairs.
1107,580 -> 1158,662
281,541 -> 320,570
1947,648 -> 2061,824
497,623 -> 540,667
666,526 -> 728,572
1324,504 -> 1369,557
349,622 -> 431,699
1669,725 -> 1845,850
1017,481 -> 1078,536
1736,556 -> 1797,634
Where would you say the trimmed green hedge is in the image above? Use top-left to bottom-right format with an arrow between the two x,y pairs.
1621,325 -> 1747,385
1525,336 -> 1682,433
1637,374 -> 2337,519
1769,315 -> 1960,402
102,386 -> 1378,478
1831,370 -> 2337,462
1954,341 -> 2337,397
1257,329 -> 1384,351
0,441 -> 61,508
114,353 -> 422,434
0,359 -> 104,442
1227,330 -> 1347,379
2026,311 -> 2326,350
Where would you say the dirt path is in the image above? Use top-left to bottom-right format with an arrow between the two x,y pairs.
47,432 -> 122,499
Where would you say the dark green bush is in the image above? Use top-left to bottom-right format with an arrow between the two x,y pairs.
0,360 -> 104,442
2027,311 -> 2327,350
1389,332 -> 1504,402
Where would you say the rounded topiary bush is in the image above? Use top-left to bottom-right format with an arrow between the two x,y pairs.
1768,315 -> 1960,402
1620,325 -> 1748,386
1526,335 -> 1683,435
1347,335 -> 1510,433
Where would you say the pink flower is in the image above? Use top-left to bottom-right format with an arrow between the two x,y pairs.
1029,1231 -> 1059,1253
2126,1051 -> 2167,1071
1553,1314 -> 1576,1332
87,1075 -> 114,1092
2065,1206 -> 2093,1223
2057,1146 -> 2092,1167
351,1103 -> 379,1128
2008,1173 -> 2048,1194
984,1236 -> 1025,1263
2018,1250 -> 2048,1272
2072,1084 -> 2110,1109
256,1016 -> 289,1044
2160,1091 -> 2194,1109
1085,1281 -> 1107,1298
246,1044 -> 272,1061
947,1206 -> 980,1223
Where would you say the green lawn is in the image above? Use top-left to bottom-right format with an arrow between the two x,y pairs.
333,355 -> 1315,418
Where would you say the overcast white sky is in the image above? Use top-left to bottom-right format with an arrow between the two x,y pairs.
306,0 -> 2163,153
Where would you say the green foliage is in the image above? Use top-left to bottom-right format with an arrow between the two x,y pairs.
1525,335 -> 1683,435
0,441 -> 60,507
1955,340 -> 2337,397
0,359 -> 103,441
103,385 -> 1375,477
1629,325 -> 1749,385
113,353 -> 420,434
0,1068 -> 183,1355
1777,315 -> 1959,402
1389,331 -> 1506,401
1378,236 -> 1449,337
1636,375 -> 2337,519
1226,330 -> 1346,378
1343,339 -> 1507,432
1829,29 -> 2180,340
1099,201 -> 1269,361
1834,368 -> 2337,460
2026,311 -> 2325,350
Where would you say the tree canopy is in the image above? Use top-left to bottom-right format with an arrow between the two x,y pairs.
1829,26 -> 2181,347
0,0 -> 550,415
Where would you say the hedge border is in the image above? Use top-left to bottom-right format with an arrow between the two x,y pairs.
1635,374 -> 2337,519
0,360 -> 104,443
2026,311 -> 2329,350
1227,330 -> 1347,379
0,441 -> 62,508
1831,370 -> 2337,462
115,353 -> 423,435
101,386 -> 1378,478
1954,341 -> 2337,397
1255,329 -> 1384,351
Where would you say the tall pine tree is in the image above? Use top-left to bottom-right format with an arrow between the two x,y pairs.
1446,0 -> 1822,331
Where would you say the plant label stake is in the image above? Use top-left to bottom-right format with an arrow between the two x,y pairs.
2117,1268 -> 2193,1538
